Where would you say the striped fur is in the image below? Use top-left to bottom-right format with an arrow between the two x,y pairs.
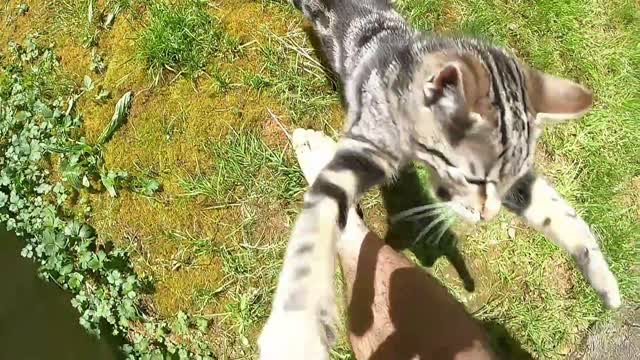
259,1 -> 620,358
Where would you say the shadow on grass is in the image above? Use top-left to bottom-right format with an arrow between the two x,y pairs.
482,320 -> 535,360
382,165 -> 476,292
381,168 -> 534,358
347,231 -> 533,360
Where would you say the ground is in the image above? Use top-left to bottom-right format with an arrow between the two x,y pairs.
0,0 -> 638,359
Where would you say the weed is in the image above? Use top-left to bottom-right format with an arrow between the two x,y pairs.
209,66 -> 234,93
94,88 -> 110,103
160,106 -> 187,142
89,50 -> 106,74
243,72 -> 272,91
17,3 -> 29,16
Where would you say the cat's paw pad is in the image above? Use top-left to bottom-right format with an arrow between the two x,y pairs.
258,311 -> 330,360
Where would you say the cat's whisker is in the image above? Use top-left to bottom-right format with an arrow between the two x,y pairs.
403,207 -> 448,222
413,212 -> 450,244
391,202 -> 450,223
431,216 -> 456,245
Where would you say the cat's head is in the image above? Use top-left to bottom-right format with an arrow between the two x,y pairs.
413,47 -> 592,223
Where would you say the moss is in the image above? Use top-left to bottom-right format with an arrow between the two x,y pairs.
0,0 -> 48,45
78,0 -> 318,330
211,0 -> 292,41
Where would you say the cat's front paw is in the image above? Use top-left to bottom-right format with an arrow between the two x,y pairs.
576,246 -> 622,309
603,286 -> 622,309
258,311 -> 331,360
593,268 -> 621,309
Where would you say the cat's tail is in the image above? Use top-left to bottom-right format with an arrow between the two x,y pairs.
289,0 -> 336,24
290,0 -> 303,10
258,139 -> 395,359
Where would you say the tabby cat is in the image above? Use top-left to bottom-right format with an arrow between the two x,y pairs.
259,0 -> 621,358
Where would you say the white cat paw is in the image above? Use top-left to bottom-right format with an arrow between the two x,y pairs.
292,128 -> 337,184
258,311 -> 330,360
596,269 -> 622,309
579,249 -> 622,309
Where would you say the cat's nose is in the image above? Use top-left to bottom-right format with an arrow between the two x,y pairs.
481,199 -> 501,220
480,209 -> 497,221
481,184 -> 501,221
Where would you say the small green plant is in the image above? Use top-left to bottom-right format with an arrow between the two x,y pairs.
136,0 -> 241,82
17,3 -> 29,15
89,50 -> 106,74
210,66 -> 234,93
0,37 -> 212,359
160,106 -> 187,142
94,88 -> 111,103
243,73 -> 272,91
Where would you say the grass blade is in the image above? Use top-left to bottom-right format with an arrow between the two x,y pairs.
87,0 -> 94,24
96,91 -> 133,145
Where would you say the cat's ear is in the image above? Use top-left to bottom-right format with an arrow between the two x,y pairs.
526,69 -> 593,125
424,63 -> 462,103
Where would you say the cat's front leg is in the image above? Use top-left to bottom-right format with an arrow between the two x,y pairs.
503,172 -> 621,309
259,133 -> 393,360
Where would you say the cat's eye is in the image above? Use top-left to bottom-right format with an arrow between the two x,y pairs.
436,187 -> 452,201
465,176 -> 497,186
465,176 -> 486,185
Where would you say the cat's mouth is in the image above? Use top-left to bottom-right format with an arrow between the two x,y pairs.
447,202 -> 481,224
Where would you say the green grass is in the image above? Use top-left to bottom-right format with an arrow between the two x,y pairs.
136,0 -> 240,81
179,129 -> 305,204
258,28 -> 340,126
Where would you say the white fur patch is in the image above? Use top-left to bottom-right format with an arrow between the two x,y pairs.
522,177 -> 621,308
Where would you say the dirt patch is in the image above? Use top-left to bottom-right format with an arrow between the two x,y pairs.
569,306 -> 640,360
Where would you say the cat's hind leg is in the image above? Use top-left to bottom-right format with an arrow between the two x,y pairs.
503,172 -> 621,309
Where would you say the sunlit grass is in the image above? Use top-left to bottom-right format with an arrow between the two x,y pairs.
3,0 -> 637,358
136,0 -> 241,81
179,129 -> 305,204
